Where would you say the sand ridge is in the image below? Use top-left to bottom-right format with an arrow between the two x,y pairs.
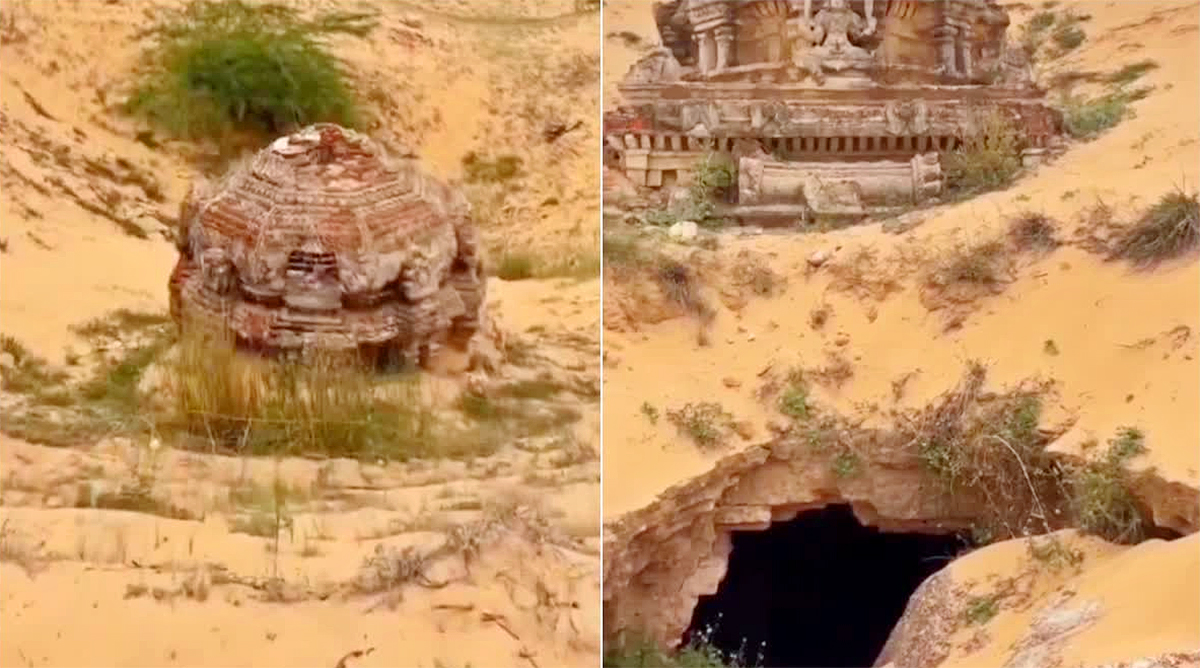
0,0 -> 601,665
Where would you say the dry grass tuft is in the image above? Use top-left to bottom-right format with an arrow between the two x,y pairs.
666,402 -> 736,450
1109,189 -> 1200,268
1008,211 -> 1060,253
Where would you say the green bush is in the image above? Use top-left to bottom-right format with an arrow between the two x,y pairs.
1061,91 -> 1134,139
667,402 -> 734,450
604,630 -> 748,668
643,152 -> 736,229
1107,60 -> 1159,86
1110,189 -> 1200,267
126,0 -> 376,140
941,111 -> 1022,196
1070,429 -> 1149,544
1052,23 -> 1086,52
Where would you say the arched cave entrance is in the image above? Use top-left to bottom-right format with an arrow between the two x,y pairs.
683,504 -> 968,668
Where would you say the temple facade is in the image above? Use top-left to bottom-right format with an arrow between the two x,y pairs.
605,0 -> 1061,218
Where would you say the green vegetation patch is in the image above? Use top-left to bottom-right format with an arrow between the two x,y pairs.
1109,189 -> 1200,268
126,0 -> 377,140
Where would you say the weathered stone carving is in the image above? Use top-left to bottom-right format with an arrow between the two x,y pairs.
169,123 -> 488,370
626,46 -> 683,85
607,0 -> 1061,205
738,153 -> 942,214
884,99 -> 929,135
806,0 -> 877,71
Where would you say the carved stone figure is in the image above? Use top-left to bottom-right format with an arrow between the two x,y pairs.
786,16 -> 827,84
803,173 -> 866,216
807,0 -> 877,71
604,0 -> 1062,200
681,101 -> 721,136
626,46 -> 683,85
884,99 -> 930,135
169,123 -> 488,370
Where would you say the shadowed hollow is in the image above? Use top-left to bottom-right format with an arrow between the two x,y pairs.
685,504 -> 966,668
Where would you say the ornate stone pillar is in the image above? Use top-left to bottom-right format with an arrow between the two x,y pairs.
933,25 -> 959,76
695,31 -> 716,73
958,26 -> 974,77
715,25 -> 735,70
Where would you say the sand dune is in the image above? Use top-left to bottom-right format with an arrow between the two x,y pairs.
0,0 -> 600,665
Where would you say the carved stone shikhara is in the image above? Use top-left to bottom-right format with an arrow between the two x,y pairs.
606,0 -> 1062,216
169,124 -> 487,369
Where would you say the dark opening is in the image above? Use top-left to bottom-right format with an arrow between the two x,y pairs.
683,504 -> 968,668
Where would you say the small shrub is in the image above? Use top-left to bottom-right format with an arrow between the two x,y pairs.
1070,426 -> 1150,543
1021,11 -> 1056,56
1052,23 -> 1086,51
691,152 -> 736,202
941,111 -> 1022,196
604,631 -> 746,668
831,450 -> 860,478
667,402 -> 734,450
1070,463 -> 1144,543
1105,426 -> 1146,464
907,365 -> 1068,541
1008,212 -> 1060,253
1043,339 -> 1059,356
730,252 -> 781,297
932,239 -> 1012,287
1109,189 -> 1200,267
657,260 -> 712,321
640,402 -> 659,425
494,252 -> 536,280
809,304 -> 830,330
964,595 -> 999,625
462,152 -> 523,183
1107,60 -> 1159,86
1061,90 -> 1138,139
778,382 -> 810,420
650,152 -> 736,229
126,0 -> 376,140
0,335 -> 71,396
1030,11 -> 1056,31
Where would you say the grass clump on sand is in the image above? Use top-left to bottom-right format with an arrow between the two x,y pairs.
1007,211 -> 1060,253
604,231 -> 715,330
604,629 -> 752,668
644,152 -> 735,230
1069,427 -> 1150,544
1109,189 -> 1200,268
490,247 -> 600,282
908,363 -> 1068,541
1061,91 -> 1133,140
126,0 -> 376,141
667,402 -> 735,451
1106,60 -> 1159,86
164,329 -> 441,460
941,111 -> 1022,197
928,238 -> 1013,289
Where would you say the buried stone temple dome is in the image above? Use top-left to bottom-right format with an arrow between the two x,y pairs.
169,123 -> 487,369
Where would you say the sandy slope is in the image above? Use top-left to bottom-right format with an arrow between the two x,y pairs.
602,0 -> 1199,518
932,530 -> 1200,667
602,0 -> 1199,661
0,0 -> 600,665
